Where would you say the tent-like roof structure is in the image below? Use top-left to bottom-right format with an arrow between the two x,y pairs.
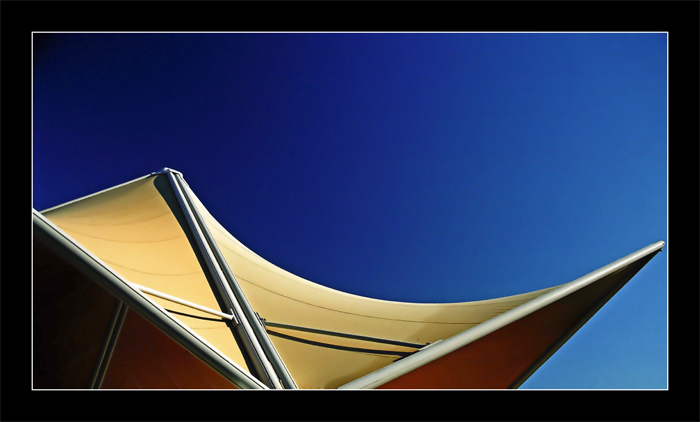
33,168 -> 664,389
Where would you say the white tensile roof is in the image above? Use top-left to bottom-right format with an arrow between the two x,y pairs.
34,169 -> 664,389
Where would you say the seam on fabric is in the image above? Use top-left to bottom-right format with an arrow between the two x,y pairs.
215,239 -> 549,308
99,259 -> 202,277
54,227 -> 184,244
46,210 -> 172,226
236,275 -> 483,325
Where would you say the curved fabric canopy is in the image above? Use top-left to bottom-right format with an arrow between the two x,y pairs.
37,171 -> 663,389
188,188 -> 561,388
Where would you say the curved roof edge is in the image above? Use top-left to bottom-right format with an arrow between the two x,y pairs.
38,173 -> 153,214
338,240 -> 665,389
38,169 -> 183,214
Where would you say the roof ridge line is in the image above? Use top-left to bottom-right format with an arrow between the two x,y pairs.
151,167 -> 184,177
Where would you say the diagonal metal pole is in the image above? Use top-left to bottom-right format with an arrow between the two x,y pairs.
165,170 -> 282,389
89,301 -> 128,389
175,174 -> 298,389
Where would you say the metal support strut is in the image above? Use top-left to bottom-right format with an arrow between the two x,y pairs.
166,170 -> 297,389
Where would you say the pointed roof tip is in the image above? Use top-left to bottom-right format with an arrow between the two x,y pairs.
151,167 -> 184,177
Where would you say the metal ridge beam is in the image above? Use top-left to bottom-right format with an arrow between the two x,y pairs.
33,209 -> 267,390
175,174 -> 298,389
166,171 -> 282,389
338,240 -> 665,389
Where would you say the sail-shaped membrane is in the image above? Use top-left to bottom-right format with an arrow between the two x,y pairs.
35,170 -> 664,389
188,187 -> 566,389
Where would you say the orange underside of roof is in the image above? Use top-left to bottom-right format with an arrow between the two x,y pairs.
101,308 -> 237,389
33,236 -> 238,389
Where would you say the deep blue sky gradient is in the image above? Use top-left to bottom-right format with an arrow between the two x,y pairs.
32,33 -> 667,389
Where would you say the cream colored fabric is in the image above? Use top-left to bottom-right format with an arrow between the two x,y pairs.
188,187 -> 559,389
43,174 -> 559,389
42,176 -> 250,372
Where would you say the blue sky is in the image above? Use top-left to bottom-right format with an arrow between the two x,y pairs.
32,33 -> 667,389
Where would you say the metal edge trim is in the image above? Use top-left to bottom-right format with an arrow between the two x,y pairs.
338,240 -> 665,389
506,252 -> 657,389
